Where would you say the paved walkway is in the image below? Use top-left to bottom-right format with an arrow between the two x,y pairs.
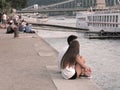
0,28 -> 102,90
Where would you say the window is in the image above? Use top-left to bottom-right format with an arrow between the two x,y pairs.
110,16 -> 112,22
113,16 -> 115,22
100,16 -> 101,22
107,16 -> 109,22
116,15 -> 118,22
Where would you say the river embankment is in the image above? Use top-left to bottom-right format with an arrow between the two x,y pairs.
22,16 -> 120,90
35,26 -> 120,90
0,28 -> 102,90
28,17 -> 120,90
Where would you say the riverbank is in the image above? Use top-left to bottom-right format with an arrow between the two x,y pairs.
19,16 -> 120,90
35,26 -> 120,90
0,28 -> 102,90
0,28 -> 57,90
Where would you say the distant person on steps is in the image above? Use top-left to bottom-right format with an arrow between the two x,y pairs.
24,23 -> 35,33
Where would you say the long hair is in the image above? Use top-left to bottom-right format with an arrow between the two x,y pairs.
67,35 -> 77,45
60,40 -> 79,69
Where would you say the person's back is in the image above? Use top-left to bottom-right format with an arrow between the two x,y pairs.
60,38 -> 92,80
58,35 -> 77,72
2,14 -> 7,21
58,46 -> 68,72
18,23 -> 24,32
6,22 -> 14,34
25,25 -> 30,32
6,20 -> 18,34
60,40 -> 79,79
25,23 -> 31,33
6,26 -> 13,33
2,14 -> 7,24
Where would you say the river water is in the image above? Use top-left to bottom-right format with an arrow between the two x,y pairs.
32,18 -> 120,90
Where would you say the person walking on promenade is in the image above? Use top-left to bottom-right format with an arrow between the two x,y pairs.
58,35 -> 78,72
60,40 -> 91,79
2,13 -> 7,28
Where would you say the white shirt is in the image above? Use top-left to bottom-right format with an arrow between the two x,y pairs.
61,66 -> 75,79
58,46 -> 68,72
3,14 -> 7,20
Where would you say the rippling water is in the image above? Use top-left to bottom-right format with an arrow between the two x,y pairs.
34,25 -> 120,90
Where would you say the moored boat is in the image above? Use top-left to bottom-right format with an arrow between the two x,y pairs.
76,9 -> 120,33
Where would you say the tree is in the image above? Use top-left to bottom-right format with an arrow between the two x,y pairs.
0,0 -> 11,13
0,0 -> 27,13
9,0 -> 27,10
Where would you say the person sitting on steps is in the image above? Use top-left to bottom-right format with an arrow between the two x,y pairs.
60,40 -> 92,79
24,23 -> 35,33
6,20 -> 17,34
58,35 -> 78,72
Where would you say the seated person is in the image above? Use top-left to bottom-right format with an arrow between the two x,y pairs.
24,23 -> 35,33
6,20 -> 18,34
6,20 -> 14,34
0,23 -> 6,28
18,23 -> 24,32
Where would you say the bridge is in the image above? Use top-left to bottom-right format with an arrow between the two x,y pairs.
18,0 -> 120,15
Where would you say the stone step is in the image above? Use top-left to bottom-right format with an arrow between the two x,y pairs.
47,66 -> 102,90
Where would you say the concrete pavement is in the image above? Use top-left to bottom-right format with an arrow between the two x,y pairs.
0,28 -> 102,90
0,29 -> 57,90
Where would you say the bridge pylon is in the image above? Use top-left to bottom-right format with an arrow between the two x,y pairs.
96,0 -> 106,9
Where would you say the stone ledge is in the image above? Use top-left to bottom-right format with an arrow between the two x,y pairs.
46,66 -> 102,90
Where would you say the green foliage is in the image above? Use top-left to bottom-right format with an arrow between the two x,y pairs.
0,0 -> 10,13
10,0 -> 27,9
0,0 -> 67,13
0,0 -> 27,13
